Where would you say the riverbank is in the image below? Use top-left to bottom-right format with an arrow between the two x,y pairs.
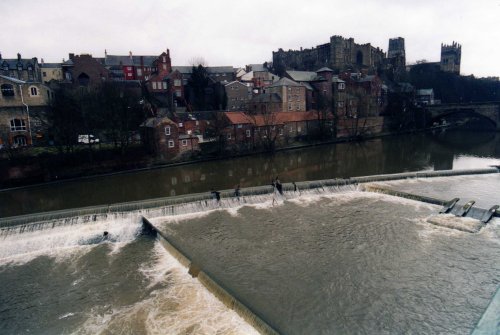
0,126 -> 444,191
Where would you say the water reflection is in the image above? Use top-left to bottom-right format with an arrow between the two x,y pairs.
1,130 -> 500,217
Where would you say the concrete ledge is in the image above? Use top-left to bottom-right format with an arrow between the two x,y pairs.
141,216 -> 280,335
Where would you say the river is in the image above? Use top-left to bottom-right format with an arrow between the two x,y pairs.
0,130 -> 499,334
1,130 -> 500,218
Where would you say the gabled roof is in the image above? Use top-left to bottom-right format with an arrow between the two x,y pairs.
224,80 -> 248,87
0,74 -> 26,84
241,71 -> 254,81
331,76 -> 345,83
286,70 -> 318,82
224,112 -> 253,125
140,116 -> 175,128
248,64 -> 267,72
268,77 -> 302,88
300,82 -> 314,91
250,93 -> 282,103
105,55 -> 134,66
316,67 -> 334,73
1,58 -> 37,70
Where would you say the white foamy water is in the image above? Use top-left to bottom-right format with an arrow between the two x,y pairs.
77,242 -> 259,335
0,215 -> 142,265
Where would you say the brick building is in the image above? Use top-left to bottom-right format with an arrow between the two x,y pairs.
140,116 -> 200,160
62,54 -> 110,87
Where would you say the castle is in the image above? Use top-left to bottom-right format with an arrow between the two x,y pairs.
272,35 -> 386,73
273,35 -> 462,76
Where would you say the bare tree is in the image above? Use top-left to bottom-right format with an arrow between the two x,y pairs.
189,56 -> 208,67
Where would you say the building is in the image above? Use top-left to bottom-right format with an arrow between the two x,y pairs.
0,53 -> 42,83
0,75 -> 52,147
273,35 -> 385,73
265,77 -> 306,112
140,116 -> 200,160
224,81 -> 251,111
440,42 -> 461,74
416,89 -> 435,105
62,53 -> 110,87
40,60 -> 64,83
248,93 -> 282,114
104,50 -> 172,82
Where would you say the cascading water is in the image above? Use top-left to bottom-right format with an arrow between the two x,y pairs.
1,170 -> 499,334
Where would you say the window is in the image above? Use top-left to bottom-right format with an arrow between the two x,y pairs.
168,139 -> 175,148
181,139 -> 188,146
163,64 -> 167,70
237,124 -> 243,129
178,122 -> 183,128
338,101 -> 344,107
162,82 -> 167,89
1,84 -> 14,97
30,86 -> 38,96
297,126 -> 302,133
42,71 -> 47,77
279,128 -> 284,135
137,68 -> 142,76
127,67 -> 132,71
165,126 -> 171,135
163,56 -> 166,62
338,83 -> 345,90
10,119 -> 26,131
127,73 -> 132,77
13,135 -> 27,146
227,133 -> 231,140
174,79 -> 181,86
246,129 -> 251,137
175,90 -> 182,97
152,82 -> 157,89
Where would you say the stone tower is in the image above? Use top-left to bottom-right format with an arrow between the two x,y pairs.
387,37 -> 406,81
388,37 -> 405,60
440,42 -> 461,74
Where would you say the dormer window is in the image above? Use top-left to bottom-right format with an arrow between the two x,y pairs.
2,64 -> 9,71
17,64 -> 23,71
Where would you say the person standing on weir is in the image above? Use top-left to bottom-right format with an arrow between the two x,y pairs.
234,184 -> 241,199
210,189 -> 221,205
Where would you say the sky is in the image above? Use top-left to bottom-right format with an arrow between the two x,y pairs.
2,0 -> 499,78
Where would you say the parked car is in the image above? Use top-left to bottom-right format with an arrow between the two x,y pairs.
78,134 -> 100,144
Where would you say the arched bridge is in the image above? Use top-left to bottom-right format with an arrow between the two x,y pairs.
426,102 -> 500,129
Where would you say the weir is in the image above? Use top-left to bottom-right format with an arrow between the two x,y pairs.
142,217 -> 281,335
1,167 -> 499,232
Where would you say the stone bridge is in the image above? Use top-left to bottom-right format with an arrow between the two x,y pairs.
426,102 -> 500,130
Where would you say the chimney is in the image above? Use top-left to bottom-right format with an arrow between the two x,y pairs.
41,58 -> 44,64
0,52 -> 2,60
167,48 -> 170,55
17,53 -> 21,61
129,51 -> 133,59
105,49 -> 107,57
69,53 -> 75,60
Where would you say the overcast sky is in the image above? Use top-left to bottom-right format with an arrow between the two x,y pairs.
2,0 -> 499,77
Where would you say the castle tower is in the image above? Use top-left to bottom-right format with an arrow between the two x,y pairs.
440,41 -> 461,74
388,37 -> 405,60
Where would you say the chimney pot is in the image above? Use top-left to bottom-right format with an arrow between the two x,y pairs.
17,53 -> 21,61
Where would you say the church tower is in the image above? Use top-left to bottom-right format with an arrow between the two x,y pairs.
440,42 -> 461,74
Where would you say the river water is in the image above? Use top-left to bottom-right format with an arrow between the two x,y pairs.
0,130 -> 499,334
1,130 -> 500,218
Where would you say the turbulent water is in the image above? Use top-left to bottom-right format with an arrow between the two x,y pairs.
1,175 -> 499,334
153,181 -> 500,334
0,216 -> 258,335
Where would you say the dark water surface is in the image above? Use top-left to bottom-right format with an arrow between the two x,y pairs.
1,130 -> 500,217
